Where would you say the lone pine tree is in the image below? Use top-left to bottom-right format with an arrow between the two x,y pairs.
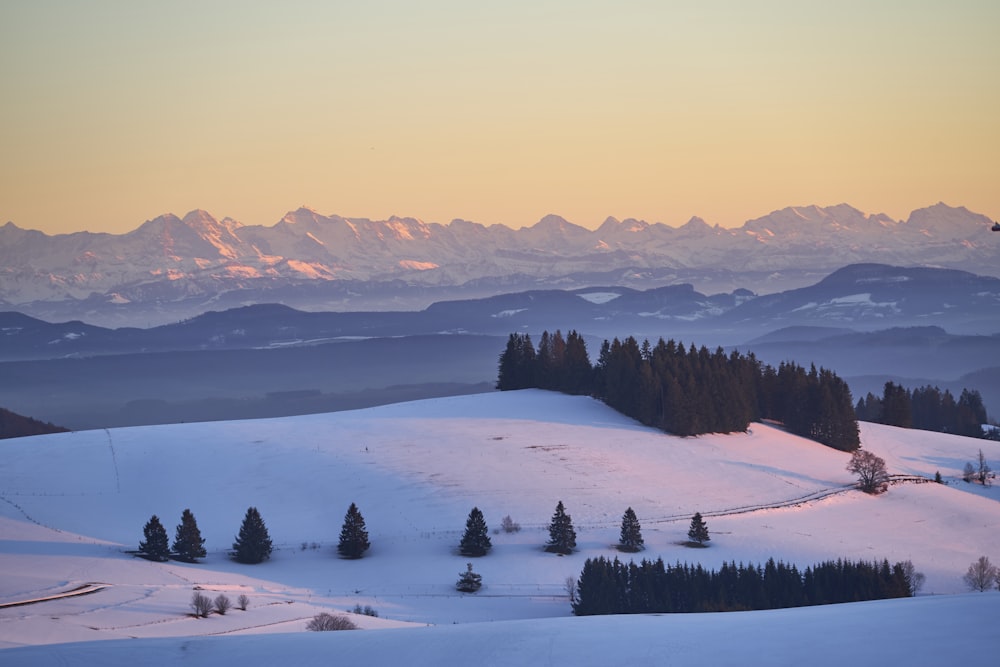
618,507 -> 644,553
231,506 -> 273,564
459,507 -> 492,557
545,501 -> 577,555
687,512 -> 710,546
172,509 -> 206,562
138,514 -> 170,562
337,502 -> 371,559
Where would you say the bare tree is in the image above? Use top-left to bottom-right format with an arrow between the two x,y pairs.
307,612 -> 357,631
236,594 -> 250,611
213,594 -> 231,615
963,556 -> 998,592
976,449 -> 992,487
190,592 -> 213,618
846,449 -> 889,494
963,462 -> 976,483
565,576 -> 577,604
899,560 -> 925,596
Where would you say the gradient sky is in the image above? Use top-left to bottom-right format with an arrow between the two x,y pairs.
2,1 -> 998,234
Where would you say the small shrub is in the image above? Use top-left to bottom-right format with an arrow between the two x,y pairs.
307,612 -> 357,631
352,604 -> 379,617
213,594 -> 231,615
456,562 -> 483,592
191,592 -> 213,618
237,594 -> 250,611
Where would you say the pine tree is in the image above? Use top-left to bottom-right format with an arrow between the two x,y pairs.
231,506 -> 273,564
618,507 -> 644,552
172,509 -> 207,562
138,514 -> 170,562
687,512 -> 710,546
545,501 -> 577,554
337,502 -> 370,559
459,507 -> 492,557
456,562 -> 483,592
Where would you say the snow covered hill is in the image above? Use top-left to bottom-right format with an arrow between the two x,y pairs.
1,391 -> 998,663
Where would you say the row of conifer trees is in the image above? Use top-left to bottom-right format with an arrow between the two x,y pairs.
572,556 -> 913,615
137,503 -> 370,564
497,331 -> 860,451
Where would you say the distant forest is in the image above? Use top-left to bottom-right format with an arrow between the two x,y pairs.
855,381 -> 994,439
0,407 -> 68,440
497,331 -> 860,452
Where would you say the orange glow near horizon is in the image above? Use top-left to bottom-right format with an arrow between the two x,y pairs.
1,2 -> 998,234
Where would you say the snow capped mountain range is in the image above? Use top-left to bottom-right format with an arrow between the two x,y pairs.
1,203 -> 997,326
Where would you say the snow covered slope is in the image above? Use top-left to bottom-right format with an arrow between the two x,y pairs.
1,391 -> 998,661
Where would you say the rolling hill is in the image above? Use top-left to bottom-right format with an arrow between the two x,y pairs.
1,390 -> 998,664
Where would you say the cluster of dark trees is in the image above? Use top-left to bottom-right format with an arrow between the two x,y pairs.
138,507 -> 272,564
572,556 -> 913,615
855,382 -> 991,438
498,331 -> 860,451
0,406 -> 68,440
137,504 -> 372,564
138,509 -> 209,563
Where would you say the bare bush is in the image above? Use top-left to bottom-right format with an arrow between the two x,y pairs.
213,594 -> 231,615
237,594 -> 250,611
191,592 -> 213,618
307,612 -> 358,631
500,515 -> 521,533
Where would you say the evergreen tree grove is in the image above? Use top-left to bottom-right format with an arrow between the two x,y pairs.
496,331 -> 862,451
172,509 -> 206,562
138,514 -> 170,562
231,506 -> 273,564
545,501 -> 577,555
338,502 -> 371,559
459,507 -> 492,557
572,556 -> 911,616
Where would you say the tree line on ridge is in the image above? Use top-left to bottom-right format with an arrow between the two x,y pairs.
497,331 -> 860,451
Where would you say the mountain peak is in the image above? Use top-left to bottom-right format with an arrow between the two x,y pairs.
181,209 -> 220,228
534,213 -> 573,228
679,216 -> 710,231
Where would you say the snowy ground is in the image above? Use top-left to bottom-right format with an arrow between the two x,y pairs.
1,390 -> 998,664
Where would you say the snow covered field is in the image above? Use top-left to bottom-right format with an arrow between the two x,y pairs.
2,390 -> 998,665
